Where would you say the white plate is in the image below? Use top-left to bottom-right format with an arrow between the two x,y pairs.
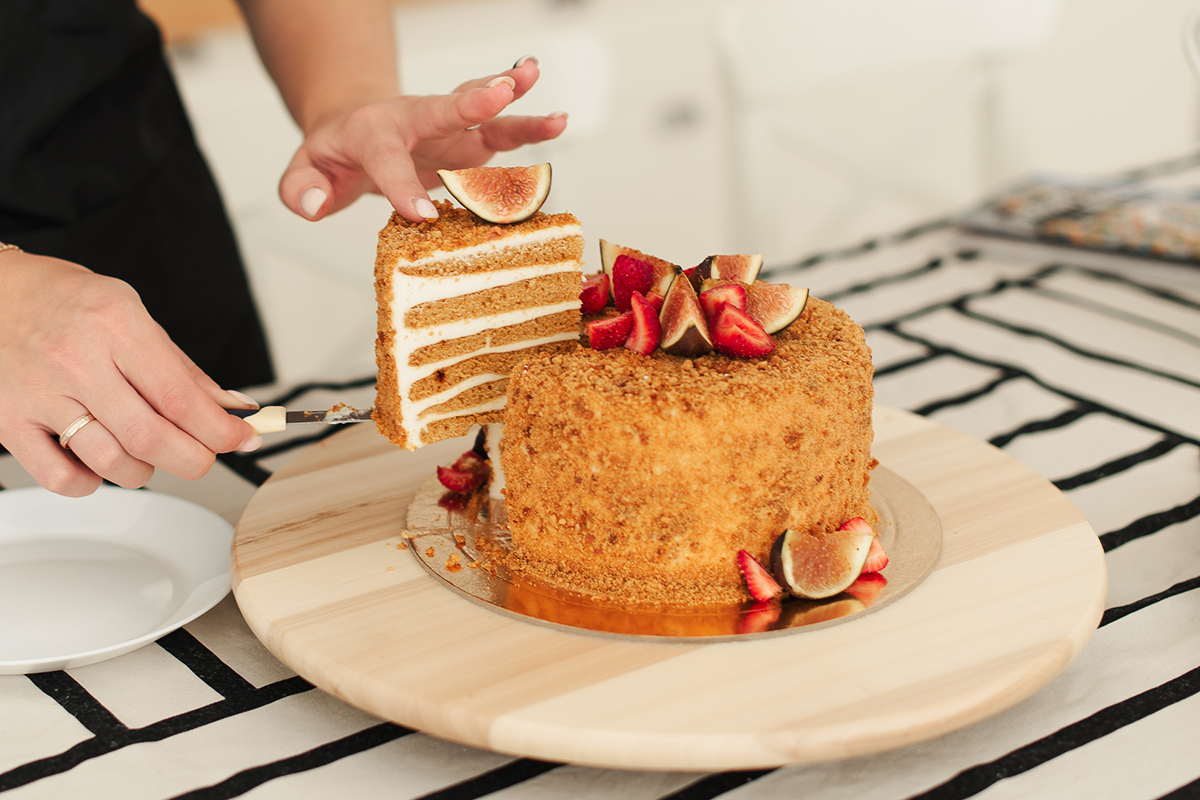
0,486 -> 233,674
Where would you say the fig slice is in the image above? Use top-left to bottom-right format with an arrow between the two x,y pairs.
769,526 -> 874,599
746,284 -> 809,334
437,163 -> 551,223
701,253 -> 763,283
659,268 -> 713,357
599,239 -> 678,302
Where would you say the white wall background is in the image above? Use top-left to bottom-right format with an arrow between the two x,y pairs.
168,0 -> 1200,386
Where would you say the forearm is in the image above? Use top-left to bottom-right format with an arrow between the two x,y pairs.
236,0 -> 400,134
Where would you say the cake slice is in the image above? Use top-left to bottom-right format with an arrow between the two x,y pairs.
374,200 -> 584,450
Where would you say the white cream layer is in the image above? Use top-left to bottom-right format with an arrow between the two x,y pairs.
395,224 -> 581,270
387,247 -> 582,450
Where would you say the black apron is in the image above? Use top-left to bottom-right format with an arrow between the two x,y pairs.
0,0 -> 274,390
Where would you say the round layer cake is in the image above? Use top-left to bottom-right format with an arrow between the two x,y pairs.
500,297 -> 877,605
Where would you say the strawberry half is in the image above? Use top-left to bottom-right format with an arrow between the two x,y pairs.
699,283 -> 747,321
586,311 -> 634,349
579,273 -> 610,315
844,572 -> 888,605
862,537 -> 889,574
624,291 -> 662,355
737,549 -> 784,602
839,517 -> 875,536
611,254 -> 654,312
737,600 -> 782,635
438,465 -> 484,493
710,304 -> 775,358
438,449 -> 490,493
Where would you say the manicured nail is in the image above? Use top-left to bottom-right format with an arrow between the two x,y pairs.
224,389 -> 259,409
547,110 -> 568,120
415,198 -> 438,219
238,434 -> 263,453
485,76 -> 517,91
301,187 -> 327,218
513,55 -> 538,68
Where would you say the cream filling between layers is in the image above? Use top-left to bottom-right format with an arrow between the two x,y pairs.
386,252 -> 582,450
395,225 -> 582,271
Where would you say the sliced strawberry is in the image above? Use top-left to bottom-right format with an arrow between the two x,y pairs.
611,254 -> 654,312
737,549 -> 783,602
862,536 -> 889,574
624,291 -> 662,355
438,450 -> 490,494
579,273 -> 610,315
737,600 -> 782,635
844,572 -> 888,606
644,291 -> 665,314
699,283 -> 747,321
586,311 -> 634,349
839,516 -> 875,536
710,304 -> 775,358
438,465 -> 484,493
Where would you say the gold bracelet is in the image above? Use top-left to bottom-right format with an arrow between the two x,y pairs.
0,242 -> 21,254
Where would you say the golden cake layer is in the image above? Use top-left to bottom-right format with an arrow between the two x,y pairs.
500,297 -> 876,605
374,201 -> 584,450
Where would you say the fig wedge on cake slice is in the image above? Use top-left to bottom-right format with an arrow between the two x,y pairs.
769,524 -> 874,599
746,283 -> 809,334
659,268 -> 713,357
599,239 -> 678,304
437,163 -> 552,223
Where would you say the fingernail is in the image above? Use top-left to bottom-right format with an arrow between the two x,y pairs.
513,55 -> 538,68
238,434 -> 263,453
301,187 -> 327,218
485,76 -> 517,91
547,110 -> 568,120
415,198 -> 438,219
224,390 -> 259,409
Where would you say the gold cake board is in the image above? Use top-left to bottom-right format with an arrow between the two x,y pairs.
230,405 -> 1107,770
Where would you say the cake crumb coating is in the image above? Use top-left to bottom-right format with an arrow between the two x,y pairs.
501,297 -> 877,605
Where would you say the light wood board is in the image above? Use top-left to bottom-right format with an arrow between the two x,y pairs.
230,406 -> 1107,770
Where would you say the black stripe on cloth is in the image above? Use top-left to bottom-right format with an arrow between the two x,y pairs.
1101,576 -> 1200,627
1054,436 -> 1188,492
954,303 -> 1200,391
156,628 -> 256,699
1100,492 -> 1200,553
216,451 -> 272,488
169,722 -> 415,800
661,770 -> 777,799
0,676 -> 313,791
908,664 -> 1200,800
910,367 -> 1022,418
821,257 -> 947,303
24,671 -> 125,737
1155,774 -> 1200,800
872,350 -> 944,379
262,376 -> 376,410
1063,264 -> 1200,313
411,758 -> 561,800
987,404 -> 1095,450
879,326 -> 1200,447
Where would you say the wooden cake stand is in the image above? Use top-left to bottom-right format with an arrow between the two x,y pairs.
230,406 -> 1107,770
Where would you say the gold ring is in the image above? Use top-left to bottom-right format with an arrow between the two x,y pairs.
59,413 -> 97,450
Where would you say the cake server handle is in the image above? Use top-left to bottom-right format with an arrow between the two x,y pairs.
227,406 -> 374,434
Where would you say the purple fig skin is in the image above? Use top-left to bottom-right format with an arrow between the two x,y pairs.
658,267 -> 713,356
688,256 -> 714,293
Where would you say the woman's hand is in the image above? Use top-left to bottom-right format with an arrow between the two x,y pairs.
0,251 -> 262,496
278,58 -> 568,223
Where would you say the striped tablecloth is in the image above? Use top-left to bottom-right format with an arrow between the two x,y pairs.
2,163 -> 1198,800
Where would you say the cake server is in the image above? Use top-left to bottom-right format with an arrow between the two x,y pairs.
228,406 -> 373,434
